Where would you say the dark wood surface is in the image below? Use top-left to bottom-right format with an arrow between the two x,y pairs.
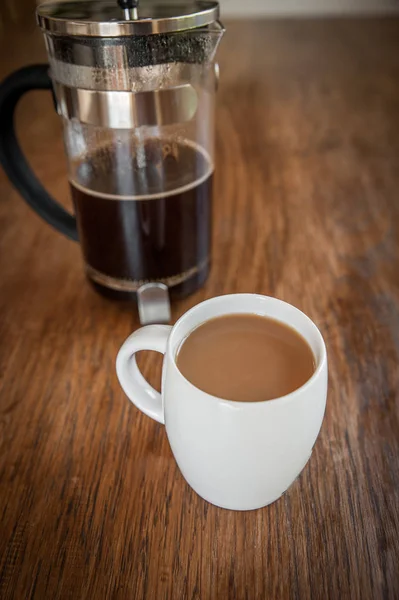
1,18 -> 399,600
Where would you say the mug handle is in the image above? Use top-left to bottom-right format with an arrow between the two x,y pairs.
0,64 -> 78,240
116,325 -> 173,424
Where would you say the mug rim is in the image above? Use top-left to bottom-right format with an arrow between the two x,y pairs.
167,293 -> 327,406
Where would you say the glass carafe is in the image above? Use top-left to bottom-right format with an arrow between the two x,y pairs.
0,1 -> 224,313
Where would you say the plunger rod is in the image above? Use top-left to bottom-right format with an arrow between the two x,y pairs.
117,0 -> 139,20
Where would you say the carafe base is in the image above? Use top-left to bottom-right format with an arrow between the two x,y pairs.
87,264 -> 210,302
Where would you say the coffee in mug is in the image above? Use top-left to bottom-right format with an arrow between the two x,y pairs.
176,314 -> 315,402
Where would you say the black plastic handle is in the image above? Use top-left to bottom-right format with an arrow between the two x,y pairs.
0,64 -> 78,240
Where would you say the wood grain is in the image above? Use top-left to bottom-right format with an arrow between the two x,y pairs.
1,17 -> 399,600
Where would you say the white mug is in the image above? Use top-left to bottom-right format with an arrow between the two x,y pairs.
116,294 -> 328,511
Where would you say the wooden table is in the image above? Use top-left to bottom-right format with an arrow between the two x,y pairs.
1,18 -> 399,600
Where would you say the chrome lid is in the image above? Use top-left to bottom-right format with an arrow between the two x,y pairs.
37,0 -> 220,37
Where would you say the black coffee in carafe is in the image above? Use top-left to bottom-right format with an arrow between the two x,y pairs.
70,138 -> 213,299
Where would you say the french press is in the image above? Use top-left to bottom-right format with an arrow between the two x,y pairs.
0,0 -> 224,322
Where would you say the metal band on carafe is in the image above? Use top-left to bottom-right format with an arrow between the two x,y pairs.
53,82 -> 198,129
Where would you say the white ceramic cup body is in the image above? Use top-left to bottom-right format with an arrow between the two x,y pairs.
116,294 -> 328,511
